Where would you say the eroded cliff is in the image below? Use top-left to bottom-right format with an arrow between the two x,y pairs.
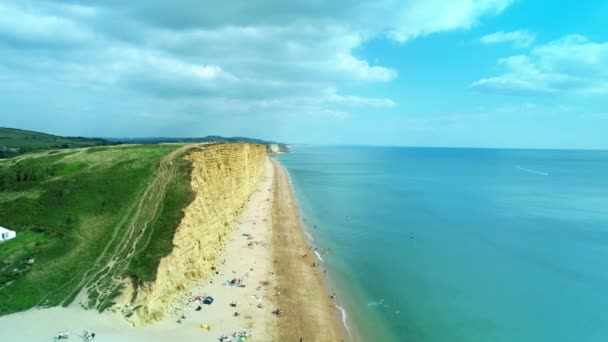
123,143 -> 266,325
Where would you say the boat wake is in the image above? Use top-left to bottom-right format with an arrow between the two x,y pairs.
516,165 -> 549,176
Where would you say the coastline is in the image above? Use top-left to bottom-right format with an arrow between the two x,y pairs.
0,157 -> 276,341
0,156 -> 348,341
270,158 -> 348,341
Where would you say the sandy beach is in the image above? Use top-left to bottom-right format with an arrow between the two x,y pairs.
270,159 -> 347,341
0,157 -> 347,341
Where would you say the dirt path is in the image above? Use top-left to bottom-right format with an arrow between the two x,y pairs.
270,158 -> 347,341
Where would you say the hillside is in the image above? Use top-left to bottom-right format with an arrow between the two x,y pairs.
0,127 -> 287,159
107,135 -> 288,151
0,128 -> 113,158
0,144 -> 195,314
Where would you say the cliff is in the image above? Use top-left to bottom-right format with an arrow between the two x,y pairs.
124,143 -> 267,325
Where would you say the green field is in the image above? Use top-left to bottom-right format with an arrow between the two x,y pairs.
0,127 -> 113,158
0,143 -> 195,315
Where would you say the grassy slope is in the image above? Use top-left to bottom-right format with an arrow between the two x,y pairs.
0,144 -> 194,315
0,127 -> 112,158
127,154 -> 194,283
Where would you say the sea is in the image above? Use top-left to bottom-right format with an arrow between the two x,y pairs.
278,146 -> 608,342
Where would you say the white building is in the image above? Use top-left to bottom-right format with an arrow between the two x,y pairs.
0,226 -> 16,242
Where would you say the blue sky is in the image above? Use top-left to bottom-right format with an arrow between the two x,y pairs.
1,0 -> 607,149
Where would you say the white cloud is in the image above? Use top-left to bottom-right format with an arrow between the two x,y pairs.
480,30 -> 535,48
0,0 -> 514,129
0,2 -> 94,47
472,35 -> 608,95
387,0 -> 514,42
328,94 -> 397,107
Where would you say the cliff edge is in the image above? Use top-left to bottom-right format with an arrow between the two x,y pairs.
123,143 -> 266,325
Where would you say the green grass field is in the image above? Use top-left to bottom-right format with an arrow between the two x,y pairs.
0,144 -> 195,315
0,127 -> 113,158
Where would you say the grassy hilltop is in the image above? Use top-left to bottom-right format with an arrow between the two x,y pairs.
0,127 -> 113,158
0,143 -> 195,314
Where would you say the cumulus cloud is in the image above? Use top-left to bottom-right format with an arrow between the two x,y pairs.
386,0 -> 514,42
472,35 -> 608,95
0,2 -> 94,48
480,30 -> 535,48
0,0 -> 514,135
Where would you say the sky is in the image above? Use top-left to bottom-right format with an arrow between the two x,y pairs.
1,0 -> 607,149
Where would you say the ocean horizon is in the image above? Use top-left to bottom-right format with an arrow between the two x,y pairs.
279,145 -> 608,341
287,144 -> 608,152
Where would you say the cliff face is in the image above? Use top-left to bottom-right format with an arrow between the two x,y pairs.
126,143 -> 266,325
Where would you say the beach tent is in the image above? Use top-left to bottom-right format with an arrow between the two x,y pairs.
0,226 -> 16,242
199,323 -> 211,331
203,296 -> 214,305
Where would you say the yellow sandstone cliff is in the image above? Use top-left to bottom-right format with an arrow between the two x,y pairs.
127,143 -> 266,325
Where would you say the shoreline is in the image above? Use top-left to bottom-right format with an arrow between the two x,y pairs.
270,158 -> 348,341
277,158 -> 353,339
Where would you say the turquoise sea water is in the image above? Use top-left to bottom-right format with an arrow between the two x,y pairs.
278,146 -> 608,342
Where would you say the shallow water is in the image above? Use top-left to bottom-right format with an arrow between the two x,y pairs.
279,146 -> 608,342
